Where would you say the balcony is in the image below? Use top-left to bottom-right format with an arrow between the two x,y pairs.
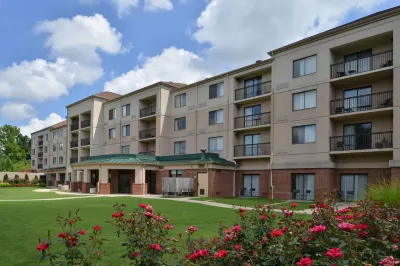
80,156 -> 90,162
38,140 -> 43,146
71,123 -> 79,131
139,151 -> 155,156
330,91 -> 393,117
234,112 -> 271,131
330,132 -> 393,153
81,138 -> 90,146
330,50 -> 393,79
139,128 -> 156,140
70,158 -> 78,164
234,143 -> 271,158
37,152 -> 44,158
70,140 -> 78,148
81,120 -> 90,129
38,164 -> 43,169
140,105 -> 156,118
235,81 -> 271,102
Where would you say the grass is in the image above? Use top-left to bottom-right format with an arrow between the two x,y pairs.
193,197 -> 314,210
369,181 -> 400,206
0,187 -> 93,200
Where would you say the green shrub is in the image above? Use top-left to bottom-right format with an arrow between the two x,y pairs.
36,183 -> 46,187
24,173 -> 29,184
369,180 -> 400,206
0,182 -> 10,187
14,175 -> 20,184
33,175 -> 39,184
3,174 -> 9,183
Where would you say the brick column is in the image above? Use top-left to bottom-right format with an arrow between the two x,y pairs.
132,184 -> 147,195
81,182 -> 91,193
99,183 -> 110,194
71,182 -> 81,192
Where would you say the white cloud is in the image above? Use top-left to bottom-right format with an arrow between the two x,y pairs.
144,0 -> 173,11
193,0 -> 388,68
19,113 -> 63,136
104,47 -> 212,94
110,0 -> 140,17
0,14 -> 124,102
0,102 -> 35,121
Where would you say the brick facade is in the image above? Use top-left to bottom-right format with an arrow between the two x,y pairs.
132,183 -> 147,195
99,183 -> 110,194
71,181 -> 82,192
235,170 -> 271,197
81,182 -> 90,193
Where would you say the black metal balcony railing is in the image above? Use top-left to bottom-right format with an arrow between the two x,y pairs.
71,123 -> 79,131
70,140 -> 78,148
330,91 -> 393,115
330,50 -> 393,79
38,140 -> 43,146
234,112 -> 271,129
235,81 -> 271,101
80,156 -> 90,162
139,128 -> 156,140
234,143 -> 271,157
38,152 -> 44,158
140,105 -> 156,118
38,164 -> 43,169
139,151 -> 156,156
81,138 -> 90,146
70,158 -> 78,164
81,120 -> 90,128
330,132 -> 393,151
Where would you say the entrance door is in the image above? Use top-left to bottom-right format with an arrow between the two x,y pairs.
243,175 -> 260,197
340,174 -> 368,201
118,172 -> 131,194
60,173 -> 66,184
91,170 -> 99,186
197,173 -> 208,197
145,171 -> 157,194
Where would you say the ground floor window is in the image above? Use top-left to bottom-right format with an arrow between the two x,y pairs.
243,174 -> 259,197
292,174 -> 315,200
169,170 -> 183,177
340,174 -> 368,201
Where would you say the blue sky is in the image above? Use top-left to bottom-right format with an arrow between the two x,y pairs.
0,0 -> 398,135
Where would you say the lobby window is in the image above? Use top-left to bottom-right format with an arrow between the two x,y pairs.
59,157 -> 63,165
109,128 -> 116,139
122,104 -> 130,117
53,144 -> 56,152
121,145 -> 130,154
174,141 -> 186,155
292,124 -> 316,144
209,82 -> 224,99
209,109 -> 224,125
293,55 -> 317,78
174,117 -> 186,131
122,124 -> 130,137
175,93 -> 186,108
109,108 -> 116,120
59,143 -> 64,151
169,170 -> 183,177
44,158 -> 47,165
293,90 -> 317,111
52,157 -> 56,165
208,136 -> 223,151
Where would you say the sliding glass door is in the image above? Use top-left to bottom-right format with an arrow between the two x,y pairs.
244,105 -> 261,127
340,174 -> 368,201
344,87 -> 372,112
243,174 -> 260,197
343,123 -> 371,150
244,134 -> 261,156
292,174 -> 315,200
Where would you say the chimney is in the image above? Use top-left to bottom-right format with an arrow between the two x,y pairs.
200,149 -> 207,159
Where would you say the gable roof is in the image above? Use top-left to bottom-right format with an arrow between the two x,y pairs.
66,91 -> 121,108
50,120 -> 67,131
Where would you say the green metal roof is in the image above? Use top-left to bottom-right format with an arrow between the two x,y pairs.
72,153 -> 236,166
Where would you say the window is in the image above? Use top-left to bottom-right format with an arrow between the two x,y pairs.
244,105 -> 262,127
109,108 -> 116,120
209,136 -> 223,151
121,145 -> 130,154
59,143 -> 64,151
32,149 -> 35,155
209,109 -> 224,125
174,117 -> 186,131
59,157 -> 64,165
292,124 -> 316,144
169,170 -> 183,177
32,160 -> 35,166
174,141 -> 186,155
53,157 -> 56,165
209,82 -> 224,99
44,146 -> 48,153
175,93 -> 186,108
122,104 -> 130,117
244,134 -> 261,156
109,128 -> 116,139
343,87 -> 372,112
292,174 -> 315,200
293,90 -> 317,111
53,145 -> 56,152
44,158 -> 47,165
244,77 -> 262,99
60,129 -> 64,137
45,134 -> 48,141
122,125 -> 130,137
293,55 -> 317,78
53,131 -> 57,139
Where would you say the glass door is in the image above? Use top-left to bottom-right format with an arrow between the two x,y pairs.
244,134 -> 261,156
344,123 -> 371,150
118,172 -> 131,194
243,175 -> 260,197
341,174 -> 368,201
244,77 -> 262,99
292,174 -> 315,200
344,87 -> 371,112
244,105 -> 261,127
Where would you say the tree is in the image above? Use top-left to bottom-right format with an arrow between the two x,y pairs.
0,125 -> 31,171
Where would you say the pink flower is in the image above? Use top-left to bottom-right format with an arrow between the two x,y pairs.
297,256 -> 313,266
261,215 -> 267,220
93,225 -> 102,231
291,202 -> 299,208
145,205 -> 154,213
78,229 -> 86,235
234,244 -> 243,250
281,227 -> 288,232
380,256 -> 400,265
356,223 -> 368,230
187,249 -> 209,261
187,226 -> 198,232
232,225 -> 242,232
284,211 -> 294,217
69,219 -> 75,225
165,224 -> 173,230
325,248 -> 344,259
130,252 -> 140,258
150,243 -> 162,251
139,203 -> 148,209
309,225 -> 326,234
213,250 -> 228,258
36,243 -> 49,251
144,211 -> 153,218
239,208 -> 247,213
338,207 -> 351,213
338,222 -> 356,231
271,229 -> 283,237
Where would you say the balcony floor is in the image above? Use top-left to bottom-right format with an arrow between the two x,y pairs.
234,93 -> 271,105
330,66 -> 392,86
330,148 -> 392,155
233,155 -> 271,160
138,137 -> 156,142
330,107 -> 393,121
139,114 -> 157,121
233,124 -> 271,132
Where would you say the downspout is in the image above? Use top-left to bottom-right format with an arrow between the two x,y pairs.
195,83 -> 199,152
270,63 -> 275,200
142,164 -> 146,195
270,153 -> 274,199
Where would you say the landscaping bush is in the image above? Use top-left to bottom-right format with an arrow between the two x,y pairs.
0,182 -> 10,187
3,173 -> 9,183
369,180 -> 400,207
36,198 -> 400,265
14,175 -> 20,184
24,174 -> 29,185
33,175 -> 39,184
36,183 -> 46,187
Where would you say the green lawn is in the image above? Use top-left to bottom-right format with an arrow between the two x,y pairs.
0,196 -> 238,265
193,197 -> 314,210
0,187 -> 93,200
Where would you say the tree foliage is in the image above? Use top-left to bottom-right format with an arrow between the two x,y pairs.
0,125 -> 31,171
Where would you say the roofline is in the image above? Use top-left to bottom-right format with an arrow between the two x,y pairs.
66,95 -> 110,108
268,5 -> 400,56
71,161 -> 235,167
31,121 -> 67,135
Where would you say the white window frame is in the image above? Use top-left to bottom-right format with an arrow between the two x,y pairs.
109,128 -> 116,139
174,141 -> 186,155
122,125 -> 130,137
53,145 -> 56,152
175,93 -> 186,108
293,90 -> 317,111
208,136 -> 224,151
52,157 -> 57,165
174,117 -> 186,131
59,157 -> 64,165
53,131 -> 57,139
293,55 -> 317,78
122,104 -> 130,117
109,108 -> 117,120
209,109 -> 224,125
121,145 -> 130,154
209,82 -> 224,99
292,124 -> 316,144
59,143 -> 64,151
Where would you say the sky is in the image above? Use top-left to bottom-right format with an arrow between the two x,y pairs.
0,0 -> 398,136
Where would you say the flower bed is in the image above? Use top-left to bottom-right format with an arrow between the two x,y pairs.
36,198 -> 400,265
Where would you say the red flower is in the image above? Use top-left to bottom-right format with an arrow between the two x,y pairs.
239,208 -> 246,213
392,238 -> 399,243
281,226 -> 288,232
36,242 -> 49,251
338,207 -> 351,213
213,250 -> 228,258
261,215 -> 267,220
178,233 -> 182,238
271,229 -> 283,237
187,249 -> 209,261
309,225 -> 326,234
356,223 -> 368,230
139,203 -> 148,209
234,244 -> 243,250
325,248 -> 344,259
281,206 -> 288,211
144,211 -> 153,218
291,202 -> 299,208
380,256 -> 400,265
165,224 -> 173,230
232,225 -> 242,232
150,243 -> 162,251
338,222 -> 356,231
284,211 -> 294,217
69,219 -> 74,225
130,252 -> 140,258
57,232 -> 68,238
78,229 -> 86,235
112,212 -> 122,218
309,204 -> 316,209
93,225 -> 102,231
297,256 -> 313,266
